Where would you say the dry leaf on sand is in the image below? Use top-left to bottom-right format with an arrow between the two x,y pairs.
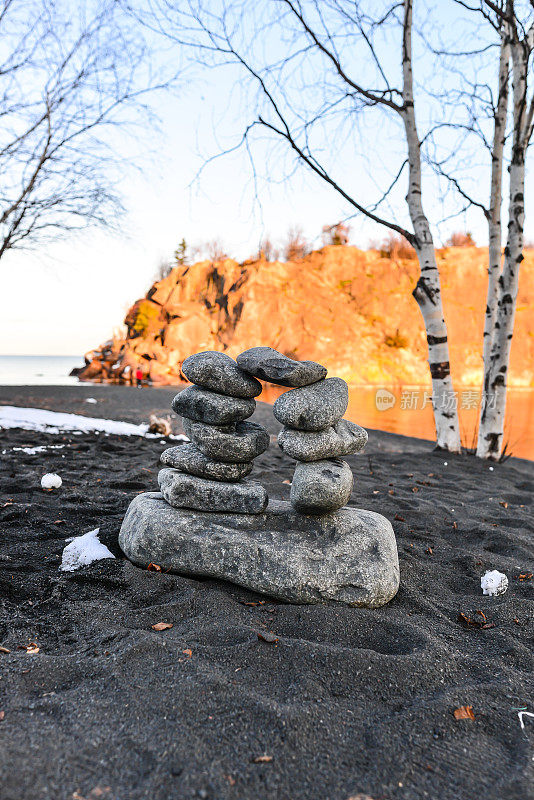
151,622 -> 173,631
453,705 -> 475,720
257,631 -> 278,643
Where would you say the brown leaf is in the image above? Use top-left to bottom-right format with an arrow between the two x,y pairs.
499,501 -> 508,508
452,521 -> 458,530
0,646 -> 10,654
239,600 -> 265,607
151,622 -> 173,631
425,547 -> 433,555
252,755 -> 273,763
346,795 -> 376,800
517,572 -> 533,581
72,788 -> 112,800
394,514 -> 405,522
0,711 -> 4,721
182,648 -> 192,658
454,705 -> 475,721
2,502 -> 13,508
257,631 -> 278,644
282,479 -> 291,485
18,642 -> 39,654
147,562 -> 162,572
457,611 -> 495,630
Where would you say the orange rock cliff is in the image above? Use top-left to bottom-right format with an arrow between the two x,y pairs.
76,245 -> 534,388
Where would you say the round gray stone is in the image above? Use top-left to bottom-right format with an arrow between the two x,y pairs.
236,346 -> 327,387
290,458 -> 353,514
182,417 -> 270,462
158,468 -> 268,514
119,493 -> 400,607
273,378 -> 349,431
160,444 -> 253,482
182,351 -> 262,398
172,385 -> 255,425
278,419 -> 368,461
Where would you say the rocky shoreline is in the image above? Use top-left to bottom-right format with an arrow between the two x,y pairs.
71,246 -> 534,389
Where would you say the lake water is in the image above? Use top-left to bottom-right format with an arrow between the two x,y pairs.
0,355 -> 82,385
261,384 -> 534,462
1,356 -> 532,460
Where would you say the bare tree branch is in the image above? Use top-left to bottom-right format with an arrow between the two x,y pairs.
0,0 -> 178,260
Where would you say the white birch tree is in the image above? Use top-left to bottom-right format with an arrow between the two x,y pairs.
142,0 -> 462,452
427,0 -> 533,459
477,0 -> 534,458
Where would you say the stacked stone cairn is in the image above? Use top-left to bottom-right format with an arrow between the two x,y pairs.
158,351 -> 270,514
237,346 -> 368,514
119,346 -> 400,608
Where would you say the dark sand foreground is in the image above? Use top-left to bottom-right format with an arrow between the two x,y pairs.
0,385 -> 533,800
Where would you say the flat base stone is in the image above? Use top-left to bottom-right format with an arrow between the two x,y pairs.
119,493 -> 400,608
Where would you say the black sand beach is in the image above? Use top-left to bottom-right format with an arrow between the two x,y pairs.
0,385 -> 533,800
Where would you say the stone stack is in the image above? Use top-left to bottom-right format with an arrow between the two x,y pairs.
239,348 -> 367,514
119,346 -> 400,608
158,351 -> 270,514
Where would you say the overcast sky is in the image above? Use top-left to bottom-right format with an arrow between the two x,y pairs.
1,0 -> 532,356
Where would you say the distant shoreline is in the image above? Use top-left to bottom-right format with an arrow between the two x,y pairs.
1,382 -> 532,466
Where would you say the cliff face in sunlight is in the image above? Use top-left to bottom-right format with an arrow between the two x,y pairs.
77,245 -> 534,387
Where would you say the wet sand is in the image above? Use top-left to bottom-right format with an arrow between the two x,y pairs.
0,385 -> 533,800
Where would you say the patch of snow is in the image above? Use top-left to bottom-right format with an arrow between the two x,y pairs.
41,473 -> 62,490
13,445 -> 65,455
85,397 -> 98,404
481,569 -> 508,596
0,406 -> 188,440
60,528 -> 115,572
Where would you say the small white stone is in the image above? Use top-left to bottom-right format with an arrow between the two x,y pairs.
481,569 -> 508,596
41,473 -> 62,490
489,466 -> 494,471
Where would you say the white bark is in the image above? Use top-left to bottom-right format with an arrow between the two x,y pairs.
477,25 -> 532,459
477,29 -> 510,456
402,0 -> 461,452
482,34 -> 509,372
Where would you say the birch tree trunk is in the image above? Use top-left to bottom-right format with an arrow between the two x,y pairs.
482,34 -> 509,376
477,30 -> 510,456
402,0 -> 461,452
477,28 -> 532,459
